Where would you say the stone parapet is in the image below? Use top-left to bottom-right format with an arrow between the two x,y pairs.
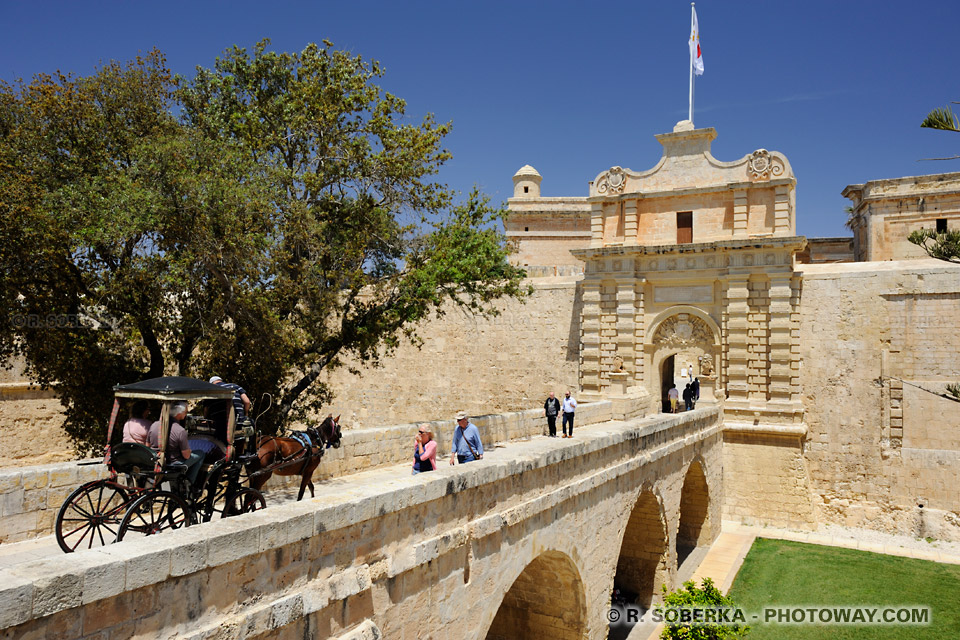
0,399 -> 643,544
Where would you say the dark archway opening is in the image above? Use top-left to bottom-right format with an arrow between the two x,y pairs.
660,355 -> 676,413
677,460 -> 710,568
610,491 -> 668,640
485,550 -> 586,640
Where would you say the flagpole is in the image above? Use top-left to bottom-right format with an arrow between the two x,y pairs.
689,2 -> 695,124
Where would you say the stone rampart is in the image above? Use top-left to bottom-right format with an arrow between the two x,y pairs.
0,400 -> 635,544
0,406 -> 722,639
798,259 -> 960,539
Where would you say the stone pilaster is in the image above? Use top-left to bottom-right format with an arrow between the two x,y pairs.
774,185 -> 791,235
725,276 -> 750,401
767,274 -> 793,403
598,281 -> 618,391
580,280 -> 602,394
747,278 -> 771,401
590,202 -> 604,248
633,281 -> 645,385
733,189 -> 748,238
616,278 -> 636,380
624,200 -> 638,246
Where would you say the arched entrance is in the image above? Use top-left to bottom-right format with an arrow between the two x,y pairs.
676,459 -> 710,568
485,550 -> 586,640
648,307 -> 720,407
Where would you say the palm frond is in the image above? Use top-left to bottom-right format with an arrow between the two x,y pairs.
921,106 -> 960,132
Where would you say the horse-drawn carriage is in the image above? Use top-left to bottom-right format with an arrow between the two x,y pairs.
55,376 -> 345,553
55,376 -> 265,553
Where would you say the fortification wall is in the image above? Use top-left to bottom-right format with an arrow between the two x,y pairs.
321,278 -> 582,428
798,259 -> 960,541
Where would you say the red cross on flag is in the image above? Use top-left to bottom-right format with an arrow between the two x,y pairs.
690,5 -> 704,76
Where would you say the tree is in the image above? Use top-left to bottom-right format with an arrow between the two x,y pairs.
657,578 -> 749,639
0,42 -> 528,452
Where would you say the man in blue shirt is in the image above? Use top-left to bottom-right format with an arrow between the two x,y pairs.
449,411 -> 484,465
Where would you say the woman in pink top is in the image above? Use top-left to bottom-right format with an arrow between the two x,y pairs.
412,424 -> 437,474
121,401 -> 152,445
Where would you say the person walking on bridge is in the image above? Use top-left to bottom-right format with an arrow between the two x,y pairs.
544,392 -> 561,437
561,390 -> 577,438
449,411 -> 483,465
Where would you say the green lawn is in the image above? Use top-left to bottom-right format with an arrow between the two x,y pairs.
726,538 -> 960,639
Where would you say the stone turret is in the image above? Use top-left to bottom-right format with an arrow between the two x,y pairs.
512,165 -> 542,198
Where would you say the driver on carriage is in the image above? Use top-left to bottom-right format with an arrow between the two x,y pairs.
148,402 -> 204,490
202,375 -> 251,446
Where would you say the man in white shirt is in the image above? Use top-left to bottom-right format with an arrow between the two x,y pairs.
561,391 -> 577,438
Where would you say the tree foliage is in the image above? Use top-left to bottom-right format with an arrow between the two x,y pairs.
0,41 -> 528,452
657,578 -> 749,639
921,105 -> 960,133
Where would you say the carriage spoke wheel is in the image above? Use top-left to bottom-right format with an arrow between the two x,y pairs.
116,491 -> 192,542
223,487 -> 266,518
56,480 -> 131,553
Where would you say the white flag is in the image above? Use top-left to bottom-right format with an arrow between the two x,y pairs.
690,6 -> 704,76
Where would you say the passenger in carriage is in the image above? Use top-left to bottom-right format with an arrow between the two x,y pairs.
148,402 -> 203,489
121,400 -> 152,445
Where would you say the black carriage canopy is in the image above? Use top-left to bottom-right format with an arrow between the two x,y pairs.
113,376 -> 235,401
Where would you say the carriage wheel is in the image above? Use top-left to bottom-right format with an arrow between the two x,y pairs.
223,487 -> 266,518
56,480 -> 131,553
116,491 -> 192,542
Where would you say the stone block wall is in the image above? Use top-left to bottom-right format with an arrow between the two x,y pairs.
798,259 -> 960,540
321,278 -> 583,428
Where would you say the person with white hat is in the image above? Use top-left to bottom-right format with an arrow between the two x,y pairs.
449,411 -> 483,465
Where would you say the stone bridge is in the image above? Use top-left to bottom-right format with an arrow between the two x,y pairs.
1,405 -> 721,640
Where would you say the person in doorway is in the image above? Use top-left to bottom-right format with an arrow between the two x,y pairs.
561,390 -> 577,437
412,424 -> 437,474
683,383 -> 693,411
668,384 -> 679,413
449,411 -> 483,464
544,392 -> 561,437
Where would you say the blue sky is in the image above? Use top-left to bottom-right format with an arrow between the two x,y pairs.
2,1 -> 957,237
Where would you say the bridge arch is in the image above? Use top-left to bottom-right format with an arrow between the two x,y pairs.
612,484 -> 670,608
677,457 -> 712,567
483,549 -> 587,640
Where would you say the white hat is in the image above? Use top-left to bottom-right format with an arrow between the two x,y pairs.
209,376 -> 223,384
455,411 -> 467,421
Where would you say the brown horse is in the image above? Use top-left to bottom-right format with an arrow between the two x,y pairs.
249,414 -> 342,501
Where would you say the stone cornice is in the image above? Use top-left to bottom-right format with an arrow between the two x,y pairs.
584,178 -> 796,204
571,236 -> 808,260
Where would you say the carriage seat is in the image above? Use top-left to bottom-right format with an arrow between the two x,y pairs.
111,442 -> 189,477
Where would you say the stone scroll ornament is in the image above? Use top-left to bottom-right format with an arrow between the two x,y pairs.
652,314 -> 714,349
747,149 -> 784,181
597,166 -> 626,194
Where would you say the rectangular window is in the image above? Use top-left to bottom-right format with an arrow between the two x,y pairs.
937,218 -> 948,233
677,211 -> 693,244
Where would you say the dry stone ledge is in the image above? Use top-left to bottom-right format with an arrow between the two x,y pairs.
0,405 -> 720,636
